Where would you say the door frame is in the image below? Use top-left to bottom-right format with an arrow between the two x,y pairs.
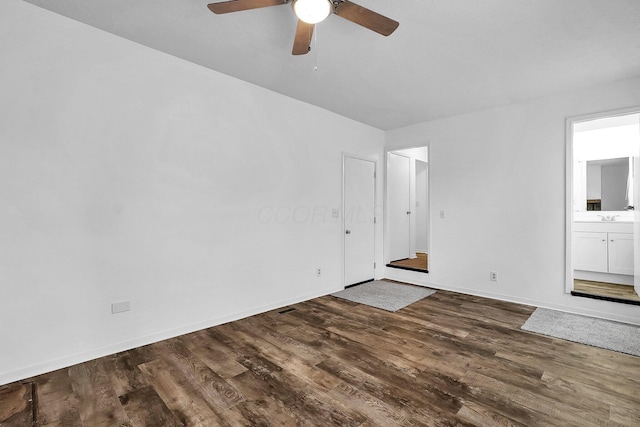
565,106 -> 640,293
384,144 -> 431,270
342,153 -> 377,288
415,158 -> 430,255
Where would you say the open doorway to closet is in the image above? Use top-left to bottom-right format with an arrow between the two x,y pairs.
386,146 -> 429,272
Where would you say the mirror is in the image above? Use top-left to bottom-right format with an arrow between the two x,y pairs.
572,113 -> 639,217
581,157 -> 632,211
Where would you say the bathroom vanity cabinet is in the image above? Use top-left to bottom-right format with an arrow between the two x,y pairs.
573,222 -> 634,281
574,231 -> 634,274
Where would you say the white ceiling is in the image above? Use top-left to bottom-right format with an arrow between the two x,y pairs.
24,0 -> 640,130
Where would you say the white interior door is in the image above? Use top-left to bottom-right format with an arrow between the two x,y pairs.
344,156 -> 375,286
388,153 -> 411,261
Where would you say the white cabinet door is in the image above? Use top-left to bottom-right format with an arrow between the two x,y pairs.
574,232 -> 608,272
388,153 -> 411,262
608,232 -> 634,275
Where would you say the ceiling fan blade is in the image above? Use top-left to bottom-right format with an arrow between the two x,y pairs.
292,20 -> 314,55
335,1 -> 399,36
207,0 -> 285,14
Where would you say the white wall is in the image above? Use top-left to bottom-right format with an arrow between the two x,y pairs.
0,0 -> 384,385
385,75 -> 640,325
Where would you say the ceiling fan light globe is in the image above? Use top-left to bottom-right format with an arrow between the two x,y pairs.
293,0 -> 331,24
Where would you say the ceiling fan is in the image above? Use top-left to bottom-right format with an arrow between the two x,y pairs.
207,0 -> 399,55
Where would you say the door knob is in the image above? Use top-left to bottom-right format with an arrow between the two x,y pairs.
407,211 -> 411,215
345,230 -> 351,234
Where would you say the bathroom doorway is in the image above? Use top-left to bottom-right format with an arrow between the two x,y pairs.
566,108 -> 640,304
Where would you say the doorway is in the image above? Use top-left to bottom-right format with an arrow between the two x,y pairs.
566,108 -> 640,304
343,154 -> 376,287
386,146 -> 429,272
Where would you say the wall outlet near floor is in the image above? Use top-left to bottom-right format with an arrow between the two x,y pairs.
489,271 -> 498,282
111,300 -> 131,314
316,268 -> 321,277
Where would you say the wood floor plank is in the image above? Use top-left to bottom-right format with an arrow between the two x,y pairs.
33,369 -> 82,426
67,360 -> 130,427
462,370 -> 608,427
224,370 -> 306,426
456,401 -> 528,427
0,382 -> 32,426
541,370 -> 640,410
208,327 -> 366,426
232,316 -> 327,366
609,403 -> 640,425
316,357 -> 470,426
118,386 -> 184,427
326,380 -> 418,426
180,329 -> 248,379
157,338 -> 246,411
104,347 -> 154,399
138,358 -> 229,426
5,287 -> 640,426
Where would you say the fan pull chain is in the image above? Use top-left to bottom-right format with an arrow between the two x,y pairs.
313,24 -> 318,71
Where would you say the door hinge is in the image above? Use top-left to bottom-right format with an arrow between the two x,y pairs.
374,262 -> 376,269
374,217 -> 377,223
374,171 -> 376,179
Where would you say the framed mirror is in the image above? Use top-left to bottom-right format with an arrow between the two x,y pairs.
572,112 -> 639,221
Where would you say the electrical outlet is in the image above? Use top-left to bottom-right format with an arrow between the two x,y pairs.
111,300 -> 131,314
440,210 -> 445,219
316,268 -> 321,277
489,271 -> 498,282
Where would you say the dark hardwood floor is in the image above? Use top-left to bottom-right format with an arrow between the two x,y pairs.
2,287 -> 640,426
388,253 -> 428,271
574,279 -> 640,303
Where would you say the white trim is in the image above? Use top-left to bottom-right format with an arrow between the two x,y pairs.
565,116 -> 574,293
0,286 -> 342,387
383,270 -> 640,326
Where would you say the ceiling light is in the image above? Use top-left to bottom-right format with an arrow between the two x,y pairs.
293,0 -> 332,25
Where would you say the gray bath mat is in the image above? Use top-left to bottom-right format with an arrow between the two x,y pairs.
331,280 -> 436,312
521,308 -> 640,356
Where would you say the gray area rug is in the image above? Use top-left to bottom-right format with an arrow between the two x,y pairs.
522,308 -> 640,356
331,280 -> 436,312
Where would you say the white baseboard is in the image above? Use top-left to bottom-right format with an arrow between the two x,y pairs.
383,267 -> 640,326
0,286 -> 342,387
